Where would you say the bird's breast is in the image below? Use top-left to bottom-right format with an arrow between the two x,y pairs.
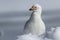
24,13 -> 45,35
24,19 -> 45,35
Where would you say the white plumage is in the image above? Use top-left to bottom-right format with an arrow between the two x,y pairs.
24,4 -> 45,36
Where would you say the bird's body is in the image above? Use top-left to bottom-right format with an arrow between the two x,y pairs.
24,4 -> 45,36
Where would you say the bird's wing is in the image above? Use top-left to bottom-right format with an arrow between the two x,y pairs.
24,20 -> 30,29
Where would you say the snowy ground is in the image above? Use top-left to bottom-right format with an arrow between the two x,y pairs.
0,10 -> 60,40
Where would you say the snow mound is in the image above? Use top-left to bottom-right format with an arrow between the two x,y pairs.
16,33 -> 43,40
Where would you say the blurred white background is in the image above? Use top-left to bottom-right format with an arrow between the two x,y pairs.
0,0 -> 60,12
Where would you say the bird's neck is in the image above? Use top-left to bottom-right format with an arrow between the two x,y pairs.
33,11 -> 42,15
30,11 -> 42,21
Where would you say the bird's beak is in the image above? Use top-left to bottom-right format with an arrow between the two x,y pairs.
29,8 -> 33,11
29,7 -> 37,11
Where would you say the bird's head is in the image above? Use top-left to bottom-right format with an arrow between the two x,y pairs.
29,4 -> 42,12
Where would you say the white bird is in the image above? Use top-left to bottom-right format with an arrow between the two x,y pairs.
52,27 -> 60,40
24,4 -> 45,36
16,4 -> 46,40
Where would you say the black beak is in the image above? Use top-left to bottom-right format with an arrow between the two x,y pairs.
29,8 -> 32,11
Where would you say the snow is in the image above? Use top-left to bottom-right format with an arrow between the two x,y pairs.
16,27 -> 60,40
52,27 -> 60,40
16,33 -> 43,40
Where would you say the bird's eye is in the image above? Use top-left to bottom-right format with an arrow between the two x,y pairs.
35,7 -> 37,8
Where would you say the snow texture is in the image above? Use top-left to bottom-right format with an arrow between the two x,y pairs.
16,27 -> 60,40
